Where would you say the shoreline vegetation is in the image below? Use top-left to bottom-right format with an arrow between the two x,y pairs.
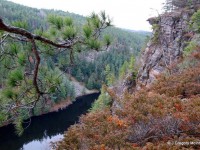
0,76 -> 99,128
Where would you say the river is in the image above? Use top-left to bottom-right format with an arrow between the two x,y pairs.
0,93 -> 100,150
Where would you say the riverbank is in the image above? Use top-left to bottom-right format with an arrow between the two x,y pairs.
0,93 -> 100,150
47,74 -> 99,113
47,90 -> 99,113
0,75 -> 99,128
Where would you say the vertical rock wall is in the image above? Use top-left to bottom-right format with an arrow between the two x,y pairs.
137,10 -> 193,89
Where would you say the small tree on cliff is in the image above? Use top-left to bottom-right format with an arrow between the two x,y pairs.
105,64 -> 115,86
163,0 -> 174,12
0,11 -> 112,134
163,0 -> 200,12
166,0 -> 200,9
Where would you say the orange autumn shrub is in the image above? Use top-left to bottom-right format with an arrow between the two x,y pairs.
57,48 -> 200,149
57,109 -> 133,150
122,93 -> 200,146
152,64 -> 200,98
152,49 -> 200,98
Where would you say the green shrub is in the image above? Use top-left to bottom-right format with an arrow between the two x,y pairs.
191,9 -> 200,32
90,86 -> 112,112
184,41 -> 197,56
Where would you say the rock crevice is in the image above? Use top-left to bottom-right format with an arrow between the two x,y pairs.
137,9 -> 193,89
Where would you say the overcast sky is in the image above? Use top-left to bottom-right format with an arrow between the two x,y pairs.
8,0 -> 165,31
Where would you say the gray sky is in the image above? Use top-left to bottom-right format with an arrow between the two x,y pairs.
8,0 -> 165,31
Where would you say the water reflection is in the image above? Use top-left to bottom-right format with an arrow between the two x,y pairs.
22,134 -> 63,150
0,93 -> 99,150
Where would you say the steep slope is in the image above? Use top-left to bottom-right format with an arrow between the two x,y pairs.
137,10 -> 192,89
0,0 -> 149,130
0,0 -> 148,91
57,3 -> 200,150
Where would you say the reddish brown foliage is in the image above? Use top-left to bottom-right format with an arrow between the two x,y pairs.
57,49 -> 200,150
152,50 -> 200,98
57,109 -> 132,150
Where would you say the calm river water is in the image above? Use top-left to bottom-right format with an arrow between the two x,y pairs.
0,93 -> 100,150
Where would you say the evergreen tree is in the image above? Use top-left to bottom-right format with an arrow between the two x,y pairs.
119,61 -> 129,79
129,55 -> 136,72
90,85 -> 111,112
105,64 -> 115,86
163,0 -> 174,12
0,11 -> 112,134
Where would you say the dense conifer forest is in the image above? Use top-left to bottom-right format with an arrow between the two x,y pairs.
2,0 -> 199,150
0,0 -> 148,133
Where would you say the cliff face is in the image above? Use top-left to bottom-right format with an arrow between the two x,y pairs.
137,10 -> 194,89
58,5 -> 200,149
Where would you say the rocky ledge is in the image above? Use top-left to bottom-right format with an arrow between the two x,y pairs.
137,9 -> 194,89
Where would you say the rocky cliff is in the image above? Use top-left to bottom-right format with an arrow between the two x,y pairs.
137,9 -> 195,89
58,5 -> 200,149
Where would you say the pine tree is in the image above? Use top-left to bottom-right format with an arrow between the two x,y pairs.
163,0 -> 174,12
119,61 -> 128,79
0,11 -> 112,134
105,64 -> 115,86
129,55 -> 135,72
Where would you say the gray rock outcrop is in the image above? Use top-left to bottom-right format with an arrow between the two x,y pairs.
137,10 -> 193,89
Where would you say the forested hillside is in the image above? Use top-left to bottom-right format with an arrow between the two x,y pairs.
1,0 -> 200,149
0,0 -> 149,133
0,0 -> 147,54
0,0 -> 148,90
57,0 -> 200,149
